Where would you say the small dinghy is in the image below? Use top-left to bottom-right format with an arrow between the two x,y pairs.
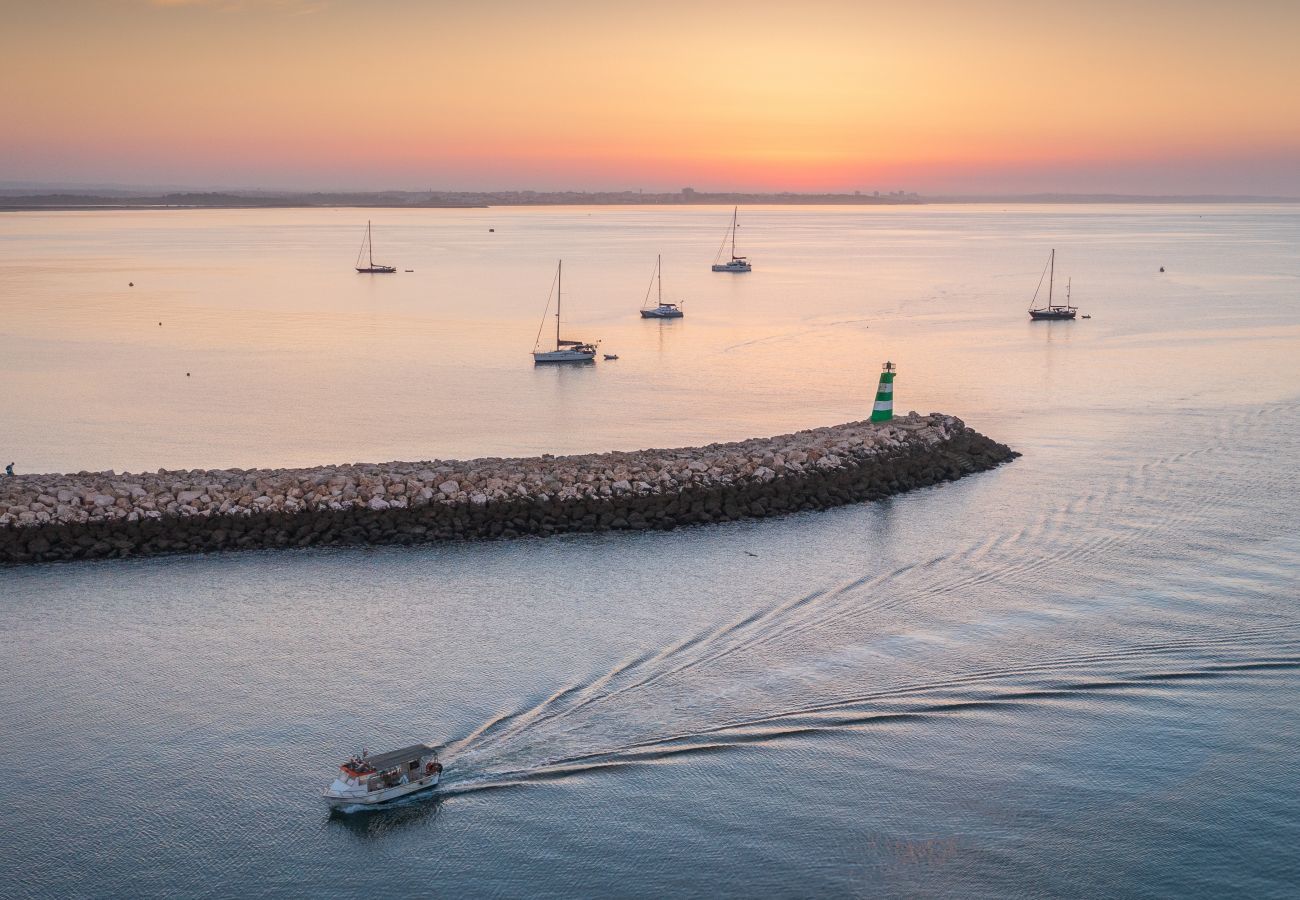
604,354 -> 619,360
323,744 -> 442,809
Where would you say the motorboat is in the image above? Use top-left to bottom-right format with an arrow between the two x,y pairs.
533,260 -> 597,363
711,206 -> 752,272
1028,249 -> 1078,320
640,254 -> 685,318
323,743 -> 442,809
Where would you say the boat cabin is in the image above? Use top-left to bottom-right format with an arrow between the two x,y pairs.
337,743 -> 440,792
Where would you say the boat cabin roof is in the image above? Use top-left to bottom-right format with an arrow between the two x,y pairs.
352,743 -> 437,770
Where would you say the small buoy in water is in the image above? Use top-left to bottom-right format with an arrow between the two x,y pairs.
489,228 -> 495,232
186,372 -> 190,377
405,269 -> 414,272
1159,266 -> 1165,273
129,282 -> 134,287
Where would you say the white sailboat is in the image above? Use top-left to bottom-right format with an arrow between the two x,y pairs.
640,254 -> 684,318
355,220 -> 397,273
1028,248 -> 1078,320
533,261 -> 598,363
711,206 -> 752,272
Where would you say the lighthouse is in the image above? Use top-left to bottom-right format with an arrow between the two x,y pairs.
870,361 -> 895,422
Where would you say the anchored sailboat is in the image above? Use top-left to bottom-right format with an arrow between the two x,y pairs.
355,221 -> 397,273
640,255 -> 684,318
533,261 -> 598,363
1028,248 -> 1078,320
711,207 -> 752,272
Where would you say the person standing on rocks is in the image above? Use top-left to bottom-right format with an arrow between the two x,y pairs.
4,462 -> 12,476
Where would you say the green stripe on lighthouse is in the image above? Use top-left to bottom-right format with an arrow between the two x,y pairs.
870,361 -> 896,422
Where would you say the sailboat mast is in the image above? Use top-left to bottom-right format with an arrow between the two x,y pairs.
731,207 -> 738,258
1048,248 -> 1054,305
556,261 -> 562,350
657,254 -> 662,303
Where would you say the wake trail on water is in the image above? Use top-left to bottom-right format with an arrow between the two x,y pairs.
437,402 -> 1300,796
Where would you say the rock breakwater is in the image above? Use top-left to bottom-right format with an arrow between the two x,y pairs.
0,413 -> 1017,565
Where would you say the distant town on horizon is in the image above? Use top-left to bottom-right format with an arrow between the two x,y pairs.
3,185 -> 1296,212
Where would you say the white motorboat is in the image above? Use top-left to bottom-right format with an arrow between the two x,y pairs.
711,206 -> 752,273
533,260 -> 598,363
354,220 -> 397,273
640,254 -> 684,318
323,743 -> 442,809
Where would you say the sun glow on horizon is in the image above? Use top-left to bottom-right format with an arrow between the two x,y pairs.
3,0 -> 1298,194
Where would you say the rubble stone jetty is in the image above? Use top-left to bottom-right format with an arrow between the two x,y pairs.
0,413 -> 1017,565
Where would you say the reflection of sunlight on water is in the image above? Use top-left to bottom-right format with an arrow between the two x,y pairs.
0,205 -> 1297,473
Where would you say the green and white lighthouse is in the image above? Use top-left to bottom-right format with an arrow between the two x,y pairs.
870,361 -> 896,422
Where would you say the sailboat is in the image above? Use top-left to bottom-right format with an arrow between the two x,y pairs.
355,221 -> 397,273
711,207 -> 752,272
1028,248 -> 1078,320
640,255 -> 684,318
532,261 -> 598,363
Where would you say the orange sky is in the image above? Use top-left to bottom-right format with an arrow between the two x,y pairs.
2,0 -> 1298,194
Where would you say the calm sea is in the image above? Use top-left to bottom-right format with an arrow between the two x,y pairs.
1,205 -> 1298,898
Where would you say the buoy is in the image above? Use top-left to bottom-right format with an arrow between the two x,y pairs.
870,361 -> 896,422
129,282 -> 134,287
186,372 -> 190,377
1159,266 -> 1165,273
489,228 -> 495,232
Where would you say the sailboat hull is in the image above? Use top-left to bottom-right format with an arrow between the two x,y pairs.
533,349 -> 596,363
356,266 -> 397,273
712,261 -> 751,272
640,306 -> 684,318
1028,309 -> 1076,320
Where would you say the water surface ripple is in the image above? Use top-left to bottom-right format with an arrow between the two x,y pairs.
2,205 -> 1298,899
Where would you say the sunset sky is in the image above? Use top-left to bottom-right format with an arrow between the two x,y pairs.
3,0 -> 1298,195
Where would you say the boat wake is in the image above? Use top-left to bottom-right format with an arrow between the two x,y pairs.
431,401 -> 1300,797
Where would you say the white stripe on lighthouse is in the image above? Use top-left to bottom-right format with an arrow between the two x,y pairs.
873,400 -> 892,411
876,383 -> 893,394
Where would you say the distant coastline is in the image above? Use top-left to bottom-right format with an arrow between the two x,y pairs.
3,187 -> 1295,212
